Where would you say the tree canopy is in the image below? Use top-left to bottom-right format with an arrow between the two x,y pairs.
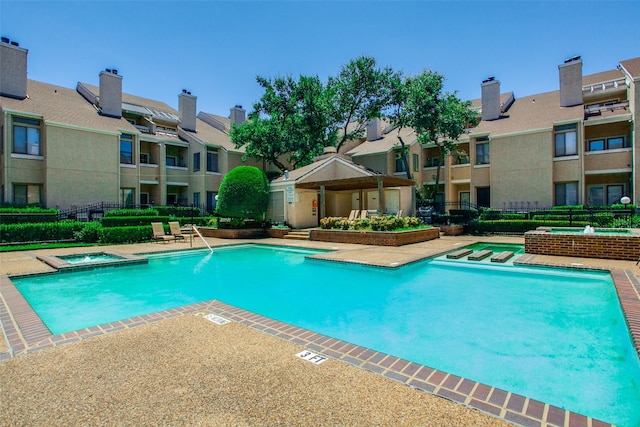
386,70 -> 478,197
232,57 -> 477,183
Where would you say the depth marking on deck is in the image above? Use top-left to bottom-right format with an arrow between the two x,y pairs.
202,313 -> 231,325
296,350 -> 327,364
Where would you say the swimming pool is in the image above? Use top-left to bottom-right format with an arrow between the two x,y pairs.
11,245 -> 640,426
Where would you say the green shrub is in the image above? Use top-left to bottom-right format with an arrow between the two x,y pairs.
351,218 -> 371,230
552,205 -> 583,210
104,208 -> 158,217
73,222 -> 102,243
0,221 -> 83,243
154,206 -> 201,217
0,206 -> 59,224
98,226 -> 153,244
320,217 -> 350,230
0,207 -> 58,214
101,215 -> 171,227
216,166 -> 269,221
479,208 -> 502,220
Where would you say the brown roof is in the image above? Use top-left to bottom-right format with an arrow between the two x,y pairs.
620,57 -> 640,79
296,175 -> 414,191
346,126 -> 417,157
182,116 -> 241,152
79,83 -> 178,115
581,69 -> 624,86
1,79 -> 131,133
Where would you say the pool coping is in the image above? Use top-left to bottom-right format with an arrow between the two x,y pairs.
1,248 -> 638,427
34,250 -> 147,273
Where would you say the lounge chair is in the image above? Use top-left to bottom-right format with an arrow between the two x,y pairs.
359,210 -> 368,219
396,209 -> 404,217
169,221 -> 186,242
347,210 -> 359,221
151,222 -> 176,243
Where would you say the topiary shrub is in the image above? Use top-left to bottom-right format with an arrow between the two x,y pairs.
215,166 -> 269,222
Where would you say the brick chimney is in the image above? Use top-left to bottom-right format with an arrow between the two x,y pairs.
98,69 -> 122,118
178,89 -> 197,132
230,105 -> 246,126
366,118 -> 382,141
481,77 -> 500,121
559,56 -> 583,107
0,37 -> 28,100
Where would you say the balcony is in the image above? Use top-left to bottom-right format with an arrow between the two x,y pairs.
584,100 -> 630,118
582,77 -> 628,97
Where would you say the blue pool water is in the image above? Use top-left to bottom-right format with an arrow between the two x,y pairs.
12,245 -> 640,426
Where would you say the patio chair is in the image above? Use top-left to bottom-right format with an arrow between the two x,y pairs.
396,209 -> 404,217
151,222 -> 176,243
347,210 -> 359,221
168,221 -> 186,242
359,210 -> 368,219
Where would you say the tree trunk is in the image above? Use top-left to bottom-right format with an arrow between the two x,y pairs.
430,145 -> 445,202
397,135 -> 413,180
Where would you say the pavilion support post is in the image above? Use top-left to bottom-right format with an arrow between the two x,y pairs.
377,178 -> 384,215
319,185 -> 326,219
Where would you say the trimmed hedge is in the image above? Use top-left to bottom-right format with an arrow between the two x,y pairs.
104,208 -> 158,217
466,219 -> 590,234
154,206 -> 201,217
216,166 -> 269,221
102,215 -> 172,227
97,226 -> 153,244
0,221 -> 83,243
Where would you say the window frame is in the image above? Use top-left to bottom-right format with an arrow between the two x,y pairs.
206,148 -> 219,173
475,142 -> 490,165
193,152 -> 201,172
12,117 -> 41,156
587,135 -> 627,152
554,182 -> 578,206
119,134 -> 134,165
554,124 -> 577,157
13,183 -> 42,206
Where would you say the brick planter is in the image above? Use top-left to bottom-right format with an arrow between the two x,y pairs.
525,227 -> 640,261
198,228 -> 266,239
265,228 -> 290,238
439,225 -> 464,236
310,227 -> 440,246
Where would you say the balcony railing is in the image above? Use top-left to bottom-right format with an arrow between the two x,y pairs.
584,101 -> 629,118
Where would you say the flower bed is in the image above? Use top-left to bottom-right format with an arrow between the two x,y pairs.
198,228 -> 266,239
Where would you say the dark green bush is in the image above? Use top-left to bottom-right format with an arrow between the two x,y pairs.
0,207 -> 58,214
73,222 -> 102,243
104,208 -> 158,217
101,216 -> 172,227
216,166 -> 269,221
479,209 -> 502,220
98,226 -> 153,244
0,221 -> 83,243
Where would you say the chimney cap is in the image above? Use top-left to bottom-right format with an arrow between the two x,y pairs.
1,36 -> 10,44
482,76 -> 496,84
234,104 -> 243,109
564,55 -> 581,64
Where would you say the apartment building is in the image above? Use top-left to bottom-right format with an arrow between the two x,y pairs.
348,56 -> 640,211
0,38 -> 260,212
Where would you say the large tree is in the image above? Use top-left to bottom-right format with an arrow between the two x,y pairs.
231,75 -> 332,172
386,70 -> 478,199
328,56 -> 396,151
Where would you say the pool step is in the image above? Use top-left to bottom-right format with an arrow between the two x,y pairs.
468,250 -> 493,261
491,251 -> 515,263
284,230 -> 311,241
446,249 -> 473,259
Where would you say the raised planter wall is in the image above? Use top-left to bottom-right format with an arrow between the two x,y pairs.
310,227 -> 440,246
439,225 -> 464,236
525,228 -> 640,261
265,228 -> 290,239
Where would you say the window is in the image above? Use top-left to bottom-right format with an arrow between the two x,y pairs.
587,136 -> 626,152
412,153 -> 419,172
475,142 -> 489,165
13,184 -> 41,206
476,187 -> 490,207
193,192 -> 200,208
120,134 -> 133,164
140,153 -> 150,164
206,191 -> 217,212
193,152 -> 201,172
120,188 -> 134,207
206,148 -> 218,172
555,182 -> 578,206
166,156 -> 177,167
13,117 -> 41,155
554,124 -> 577,157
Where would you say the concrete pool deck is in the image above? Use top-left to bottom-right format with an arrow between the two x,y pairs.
1,234 -> 639,426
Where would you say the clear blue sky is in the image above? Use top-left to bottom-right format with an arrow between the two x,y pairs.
2,0 -> 639,117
